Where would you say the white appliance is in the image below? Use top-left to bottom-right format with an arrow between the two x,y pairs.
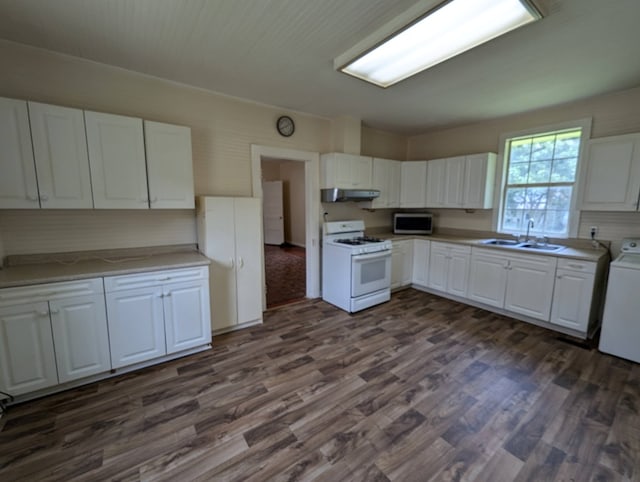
322,220 -> 392,313
599,238 -> 640,363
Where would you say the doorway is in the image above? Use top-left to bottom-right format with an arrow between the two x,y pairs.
251,145 -> 321,310
261,160 -> 306,307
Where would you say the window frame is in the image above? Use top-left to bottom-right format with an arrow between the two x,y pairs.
492,118 -> 592,239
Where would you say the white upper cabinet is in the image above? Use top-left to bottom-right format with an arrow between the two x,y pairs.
85,111 -> 149,209
0,97 -> 39,208
463,153 -> 496,209
426,153 -> 495,209
29,102 -> 93,209
400,161 -> 428,208
580,134 -> 640,211
370,158 -> 401,208
144,121 -> 195,209
321,153 -> 372,189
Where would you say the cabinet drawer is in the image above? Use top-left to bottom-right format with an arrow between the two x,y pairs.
557,258 -> 596,274
104,266 -> 208,292
0,278 -> 104,307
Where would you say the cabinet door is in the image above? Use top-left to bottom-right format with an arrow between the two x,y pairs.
351,156 -> 372,188
144,121 -> 195,209
371,158 -> 390,208
464,153 -> 496,209
50,294 -> 111,383
106,286 -> 166,368
164,279 -> 211,354
550,269 -> 594,332
388,160 -> 402,208
411,239 -> 430,287
0,302 -> 58,395
580,135 -> 640,211
391,243 -> 404,290
0,97 -> 39,208
85,111 -> 149,209
505,255 -> 557,321
400,161 -> 427,208
468,250 -> 508,307
444,156 -> 465,207
447,247 -> 470,296
426,159 -> 446,207
400,240 -> 414,287
428,244 -> 449,291
234,198 -> 264,325
28,102 -> 93,209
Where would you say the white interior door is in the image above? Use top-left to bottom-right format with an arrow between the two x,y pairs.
262,180 -> 285,245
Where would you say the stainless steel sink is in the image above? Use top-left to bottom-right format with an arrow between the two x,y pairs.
517,243 -> 565,252
481,239 -> 521,246
479,238 -> 566,252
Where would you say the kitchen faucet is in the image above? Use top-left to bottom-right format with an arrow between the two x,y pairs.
525,218 -> 534,242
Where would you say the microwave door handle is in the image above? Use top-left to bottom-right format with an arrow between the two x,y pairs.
353,251 -> 391,262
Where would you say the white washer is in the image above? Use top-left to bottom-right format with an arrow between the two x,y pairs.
599,238 -> 640,363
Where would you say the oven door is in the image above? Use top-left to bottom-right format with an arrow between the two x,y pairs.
351,250 -> 392,297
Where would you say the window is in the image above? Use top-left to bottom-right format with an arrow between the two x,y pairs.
498,122 -> 589,238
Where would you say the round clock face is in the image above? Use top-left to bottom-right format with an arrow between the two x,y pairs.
277,115 -> 295,137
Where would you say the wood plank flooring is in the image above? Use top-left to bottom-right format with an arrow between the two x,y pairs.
1,289 -> 639,481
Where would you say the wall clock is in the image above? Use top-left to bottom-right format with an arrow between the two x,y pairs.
276,115 -> 295,137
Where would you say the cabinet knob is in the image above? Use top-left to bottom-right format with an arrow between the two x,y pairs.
557,275 -> 563,279
50,308 -> 59,315
140,198 -> 149,203
37,310 -> 49,317
158,294 -> 164,298
239,257 -> 244,268
164,292 -> 171,297
27,195 -> 39,202
229,258 -> 234,268
40,193 -> 49,202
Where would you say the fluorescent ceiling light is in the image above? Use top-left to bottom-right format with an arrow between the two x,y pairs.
337,0 -> 542,88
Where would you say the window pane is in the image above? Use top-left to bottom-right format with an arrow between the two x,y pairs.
542,210 -> 569,235
527,161 -> 551,184
554,131 -> 581,159
503,209 -> 524,231
505,187 -> 526,210
531,135 -> 555,161
510,139 -> 531,163
547,186 -> 572,210
508,163 -> 529,184
550,157 -> 577,182
524,187 -> 548,211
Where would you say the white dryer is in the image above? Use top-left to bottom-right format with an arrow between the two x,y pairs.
599,238 -> 640,363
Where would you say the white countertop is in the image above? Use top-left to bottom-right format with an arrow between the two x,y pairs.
0,247 -> 210,289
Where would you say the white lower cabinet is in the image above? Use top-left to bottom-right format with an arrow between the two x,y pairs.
412,239 -> 430,287
468,248 -> 557,322
391,239 -> 414,289
0,278 -> 109,396
428,242 -> 470,296
105,267 -> 211,369
550,259 -> 597,332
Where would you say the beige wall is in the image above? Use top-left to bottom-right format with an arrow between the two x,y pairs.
362,126 -> 408,160
261,160 -> 306,247
407,85 -> 640,245
0,40 -> 410,257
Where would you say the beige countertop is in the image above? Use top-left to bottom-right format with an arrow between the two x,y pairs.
373,232 -> 609,262
0,245 -> 210,289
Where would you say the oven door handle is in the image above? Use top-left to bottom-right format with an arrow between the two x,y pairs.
352,251 -> 391,262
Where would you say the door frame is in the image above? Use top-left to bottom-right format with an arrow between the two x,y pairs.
251,145 -> 320,303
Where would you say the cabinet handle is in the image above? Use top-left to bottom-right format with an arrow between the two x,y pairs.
140,198 -> 149,203
151,197 -> 158,204
27,194 -> 39,202
40,193 -> 49,202
239,257 -> 244,268
158,294 -> 164,298
37,310 -> 49,317
567,264 -> 583,269
159,277 -> 171,281
50,308 -> 59,315
557,275 -> 563,279
164,292 -> 171,297
230,258 -> 234,268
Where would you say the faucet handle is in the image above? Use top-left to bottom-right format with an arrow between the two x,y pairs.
542,236 -> 550,245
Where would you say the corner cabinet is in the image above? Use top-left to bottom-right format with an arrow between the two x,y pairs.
104,267 -> 210,368
321,153 -> 372,189
0,97 -> 41,208
196,197 -> 264,333
400,161 -> 428,208
0,278 -> 110,396
85,111 -> 149,209
580,133 -> 640,211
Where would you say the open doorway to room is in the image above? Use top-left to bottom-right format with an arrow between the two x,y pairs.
251,145 -> 321,311
261,159 -> 307,308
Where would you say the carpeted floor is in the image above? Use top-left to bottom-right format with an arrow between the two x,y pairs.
264,244 -> 306,308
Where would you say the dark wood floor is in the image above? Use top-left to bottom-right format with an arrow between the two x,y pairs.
1,289 -> 639,481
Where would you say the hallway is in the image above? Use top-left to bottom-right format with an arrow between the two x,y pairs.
264,244 -> 306,308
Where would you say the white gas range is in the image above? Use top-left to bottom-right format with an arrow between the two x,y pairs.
322,220 -> 392,313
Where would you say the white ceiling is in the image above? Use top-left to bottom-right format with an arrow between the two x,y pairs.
0,0 -> 639,135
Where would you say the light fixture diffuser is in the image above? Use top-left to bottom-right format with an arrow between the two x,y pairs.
337,0 -> 542,88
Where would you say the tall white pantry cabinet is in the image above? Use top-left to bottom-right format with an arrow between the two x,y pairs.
196,196 -> 264,334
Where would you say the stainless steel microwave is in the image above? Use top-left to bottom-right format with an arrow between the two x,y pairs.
393,213 -> 433,234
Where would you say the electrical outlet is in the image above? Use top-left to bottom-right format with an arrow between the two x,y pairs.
590,226 -> 598,237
